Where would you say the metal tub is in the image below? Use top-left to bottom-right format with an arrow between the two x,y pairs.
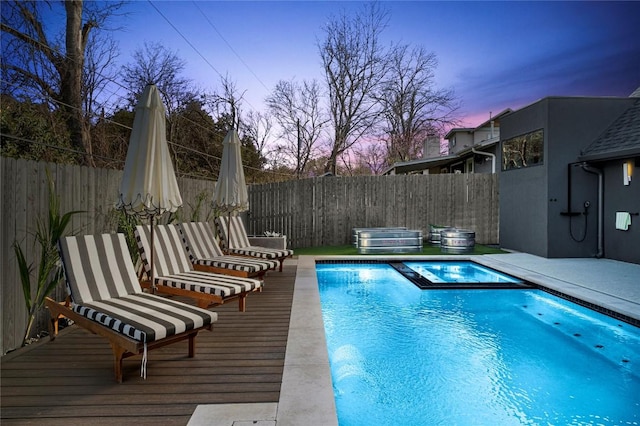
440,228 -> 475,253
352,227 -> 407,247
355,229 -> 422,254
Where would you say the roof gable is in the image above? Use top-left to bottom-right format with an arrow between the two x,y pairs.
580,99 -> 640,161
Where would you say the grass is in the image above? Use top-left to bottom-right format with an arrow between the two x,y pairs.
293,244 -> 508,256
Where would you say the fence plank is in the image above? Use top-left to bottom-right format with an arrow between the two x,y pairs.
2,158 -> 21,351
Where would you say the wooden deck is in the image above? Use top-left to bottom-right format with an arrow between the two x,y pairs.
1,263 -> 296,425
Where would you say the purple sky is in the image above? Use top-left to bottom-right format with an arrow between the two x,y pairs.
115,1 -> 640,128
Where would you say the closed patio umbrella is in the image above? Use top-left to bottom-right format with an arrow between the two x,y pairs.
213,128 -> 249,248
116,84 -> 182,289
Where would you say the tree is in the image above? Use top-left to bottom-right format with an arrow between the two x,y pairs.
121,42 -> 197,114
266,78 -> 326,177
203,74 -> 245,131
82,28 -> 120,127
90,107 -> 134,169
353,140 -> 388,175
171,99 -> 224,179
121,41 -> 201,169
376,43 -> 459,165
318,2 -> 389,175
242,110 -> 273,160
0,95 -> 73,163
1,0 -> 125,166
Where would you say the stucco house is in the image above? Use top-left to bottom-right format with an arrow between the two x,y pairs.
383,109 -> 511,175
499,94 -> 640,264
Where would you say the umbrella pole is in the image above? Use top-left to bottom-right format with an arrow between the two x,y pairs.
150,216 -> 156,294
227,212 -> 231,254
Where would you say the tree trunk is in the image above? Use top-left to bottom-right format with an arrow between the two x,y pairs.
63,0 -> 94,166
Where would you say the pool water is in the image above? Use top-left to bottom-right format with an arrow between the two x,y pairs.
404,260 -> 522,284
317,263 -> 640,426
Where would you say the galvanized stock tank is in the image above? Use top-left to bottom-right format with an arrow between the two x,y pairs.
352,227 -> 407,247
427,225 -> 454,245
440,228 -> 475,253
352,227 -> 422,254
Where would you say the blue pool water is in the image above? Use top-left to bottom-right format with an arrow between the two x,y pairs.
317,263 -> 640,426
404,260 -> 522,284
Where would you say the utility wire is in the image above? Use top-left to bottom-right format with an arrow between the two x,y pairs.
1,80 -> 289,177
147,0 -> 261,112
192,1 -> 270,92
0,132 -> 217,181
2,7 -> 291,177
146,1 -> 223,81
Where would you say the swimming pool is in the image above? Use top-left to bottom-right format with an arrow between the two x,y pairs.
317,262 -> 640,426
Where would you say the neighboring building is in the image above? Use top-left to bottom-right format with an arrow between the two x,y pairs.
499,95 -> 639,264
383,109 -> 511,175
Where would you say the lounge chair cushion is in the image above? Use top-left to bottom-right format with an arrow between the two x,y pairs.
58,234 -> 217,344
217,215 -> 253,248
216,216 -> 294,259
135,225 -> 262,294
156,270 -> 261,297
135,224 -> 194,277
73,293 -> 216,342
226,246 -> 293,260
179,222 -> 278,272
59,234 -> 142,304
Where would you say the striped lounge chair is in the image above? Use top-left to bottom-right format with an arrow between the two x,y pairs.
178,222 -> 278,279
135,225 -> 262,312
45,233 -> 217,383
215,216 -> 294,272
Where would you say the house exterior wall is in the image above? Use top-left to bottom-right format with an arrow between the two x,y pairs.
448,132 -> 473,154
473,127 -> 497,144
601,159 -> 640,263
499,100 -> 549,256
472,145 -> 499,174
500,97 -> 637,260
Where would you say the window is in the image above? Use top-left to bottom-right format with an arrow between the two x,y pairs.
502,129 -> 543,170
466,157 -> 474,174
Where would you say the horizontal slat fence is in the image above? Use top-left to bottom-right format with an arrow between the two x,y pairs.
247,173 -> 499,249
1,157 -> 498,354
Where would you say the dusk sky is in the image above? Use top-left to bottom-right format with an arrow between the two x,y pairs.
114,1 -> 640,128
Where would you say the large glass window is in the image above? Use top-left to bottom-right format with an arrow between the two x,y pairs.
502,129 -> 543,170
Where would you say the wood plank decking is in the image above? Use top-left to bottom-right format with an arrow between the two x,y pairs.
1,263 -> 296,425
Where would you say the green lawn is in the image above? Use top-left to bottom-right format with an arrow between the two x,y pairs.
293,244 -> 507,256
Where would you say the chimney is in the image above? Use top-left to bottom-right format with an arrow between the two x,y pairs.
423,135 -> 441,159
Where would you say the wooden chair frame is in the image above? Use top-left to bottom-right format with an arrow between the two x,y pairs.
45,297 -> 213,383
139,280 -> 249,311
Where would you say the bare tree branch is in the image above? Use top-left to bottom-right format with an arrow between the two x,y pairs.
318,2 -> 389,174
266,78 -> 327,177
375,43 -> 460,166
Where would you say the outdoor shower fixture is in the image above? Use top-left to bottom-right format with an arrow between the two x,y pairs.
561,162 -> 603,257
561,163 -> 586,217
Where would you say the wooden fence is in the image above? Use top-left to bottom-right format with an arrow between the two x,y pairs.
1,157 -> 498,354
1,157 -> 214,354
248,173 -> 499,248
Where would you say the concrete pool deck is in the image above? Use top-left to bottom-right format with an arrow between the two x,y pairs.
188,253 -> 640,425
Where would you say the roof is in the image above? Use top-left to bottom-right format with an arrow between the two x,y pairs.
580,98 -> 640,162
385,108 -> 508,175
473,108 -> 513,129
382,154 -> 459,175
381,137 -> 500,175
444,108 -> 513,139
